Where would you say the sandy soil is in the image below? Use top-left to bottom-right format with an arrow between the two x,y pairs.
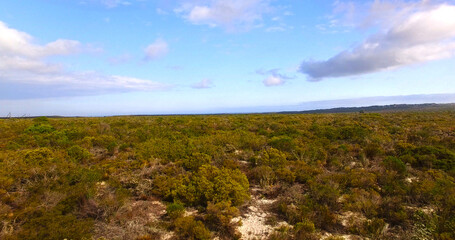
233,195 -> 288,240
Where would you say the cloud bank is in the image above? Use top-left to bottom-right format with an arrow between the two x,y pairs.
0,21 -> 169,99
300,2 -> 455,81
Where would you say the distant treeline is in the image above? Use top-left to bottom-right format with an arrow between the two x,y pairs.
282,103 -> 455,114
2,103 -> 455,119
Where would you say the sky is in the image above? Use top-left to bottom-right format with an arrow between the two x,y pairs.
1,0 -> 455,116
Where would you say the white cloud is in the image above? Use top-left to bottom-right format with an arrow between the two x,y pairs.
263,75 -> 285,87
0,56 -> 62,75
0,21 -> 169,99
361,0 -> 445,29
0,22 -> 81,58
301,2 -> 455,80
192,79 -> 214,89
176,0 -> 272,31
144,38 -> 169,61
188,6 -> 212,22
257,68 -> 295,83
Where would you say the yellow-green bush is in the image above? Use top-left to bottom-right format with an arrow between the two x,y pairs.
174,216 -> 211,240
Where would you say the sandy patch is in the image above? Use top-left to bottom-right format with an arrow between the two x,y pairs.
233,196 -> 287,240
94,200 -> 171,240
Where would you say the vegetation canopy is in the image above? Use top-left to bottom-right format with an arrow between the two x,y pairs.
0,112 -> 454,239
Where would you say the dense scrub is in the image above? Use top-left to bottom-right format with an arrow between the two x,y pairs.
0,112 -> 454,239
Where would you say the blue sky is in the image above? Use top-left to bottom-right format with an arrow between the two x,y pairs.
1,0 -> 455,116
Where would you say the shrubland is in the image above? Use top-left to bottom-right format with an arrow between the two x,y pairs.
0,111 -> 454,239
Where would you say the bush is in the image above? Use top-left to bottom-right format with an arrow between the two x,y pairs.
414,146 -> 455,171
294,219 -> 319,240
250,166 -> 276,187
174,216 -> 211,240
26,120 -> 55,134
257,148 -> 288,169
364,143 -> 383,159
276,167 -> 296,184
173,165 -> 250,206
33,116 -> 50,123
67,145 -> 91,163
167,201 -> 185,220
383,156 -> 407,177
269,136 -> 295,152
378,196 -> 408,226
23,147 -> 54,166
204,201 -> 240,237
338,125 -> 368,143
347,169 -> 378,189
16,211 -> 93,240
180,153 -> 211,171
344,188 -> 381,218
364,218 -> 386,238
295,219 -> 315,233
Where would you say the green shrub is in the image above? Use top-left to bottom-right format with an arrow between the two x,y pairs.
378,196 -> 408,226
364,143 -> 383,159
258,148 -> 287,169
174,216 -> 211,240
0,175 -> 14,191
204,201 -> 240,237
364,218 -> 386,237
32,116 -> 49,123
344,188 -> 381,218
294,219 -> 318,240
91,135 -> 117,150
180,152 -> 211,171
167,201 -> 185,220
383,156 -> 407,176
276,167 -> 296,184
25,124 -> 55,134
414,146 -> 455,171
312,204 -> 338,231
295,219 -> 315,233
338,125 -> 368,143
16,211 -> 93,240
174,165 -> 250,206
269,136 -> 295,152
309,180 -> 340,208
250,165 -> 276,187
23,147 -> 54,166
67,145 -> 91,163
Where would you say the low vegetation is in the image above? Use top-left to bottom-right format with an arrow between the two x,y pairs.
0,111 -> 454,239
